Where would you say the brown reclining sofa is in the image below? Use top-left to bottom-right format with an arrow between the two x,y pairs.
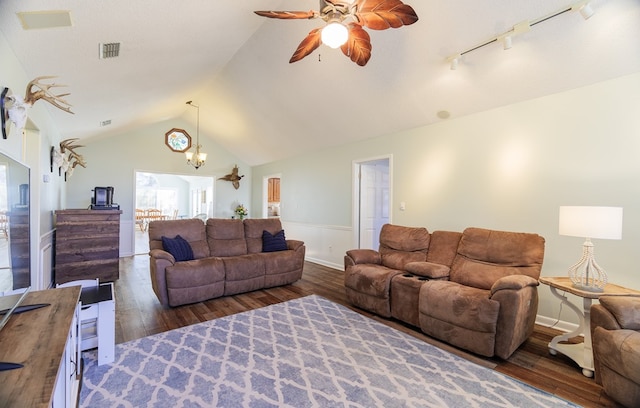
148,217 -> 305,307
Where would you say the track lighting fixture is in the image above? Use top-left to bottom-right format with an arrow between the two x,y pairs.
446,0 -> 595,69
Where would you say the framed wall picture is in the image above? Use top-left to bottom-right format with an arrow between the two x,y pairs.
164,128 -> 192,153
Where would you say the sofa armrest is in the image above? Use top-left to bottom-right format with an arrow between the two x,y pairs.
148,248 -> 176,307
490,275 -> 540,359
598,296 -> 640,330
286,239 -> 304,251
405,261 -> 450,279
490,275 -> 539,296
150,248 -> 176,263
345,249 -> 381,266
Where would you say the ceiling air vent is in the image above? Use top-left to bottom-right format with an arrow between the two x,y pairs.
99,43 -> 120,59
100,119 -> 112,127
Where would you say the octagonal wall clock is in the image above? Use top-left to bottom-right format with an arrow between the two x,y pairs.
165,128 -> 192,152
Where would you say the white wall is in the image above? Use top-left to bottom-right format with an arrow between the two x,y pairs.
65,118 -> 252,256
253,72 -> 640,327
1,32 -> 65,289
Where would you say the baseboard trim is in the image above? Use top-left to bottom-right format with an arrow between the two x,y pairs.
305,257 -> 343,271
535,315 -> 580,335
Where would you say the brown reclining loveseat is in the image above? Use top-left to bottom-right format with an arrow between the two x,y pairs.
344,224 -> 545,359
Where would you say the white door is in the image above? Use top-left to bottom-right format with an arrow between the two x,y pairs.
358,159 -> 390,250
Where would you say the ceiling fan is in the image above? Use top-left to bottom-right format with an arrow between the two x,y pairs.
254,0 -> 418,66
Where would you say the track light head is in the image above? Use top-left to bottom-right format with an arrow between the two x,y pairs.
579,4 -> 594,19
449,55 -> 460,70
572,1 -> 594,20
502,35 -> 513,50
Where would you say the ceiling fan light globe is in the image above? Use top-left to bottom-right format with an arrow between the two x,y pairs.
321,22 -> 348,49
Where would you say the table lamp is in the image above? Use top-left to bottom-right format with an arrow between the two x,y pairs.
558,206 -> 623,292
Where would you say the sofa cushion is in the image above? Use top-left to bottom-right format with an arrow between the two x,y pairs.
344,264 -> 401,298
380,224 -> 430,252
206,218 -> 247,256
223,254 -> 266,296
450,227 -> 545,290
405,261 -> 450,279
161,235 -> 194,262
165,257 -> 226,306
244,218 -> 284,254
262,229 -> 287,252
426,230 -> 462,266
379,224 -> 430,270
165,258 -> 225,288
419,280 -> 499,357
148,218 -> 209,259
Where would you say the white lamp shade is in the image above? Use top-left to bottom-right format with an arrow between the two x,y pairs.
559,206 -> 623,240
185,151 -> 194,161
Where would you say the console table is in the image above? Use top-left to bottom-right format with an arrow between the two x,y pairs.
0,286 -> 81,407
539,276 -> 640,377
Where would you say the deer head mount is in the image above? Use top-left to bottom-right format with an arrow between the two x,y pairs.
5,76 -> 73,132
51,138 -> 86,180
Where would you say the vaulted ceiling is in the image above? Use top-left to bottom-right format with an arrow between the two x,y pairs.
1,0 -> 639,166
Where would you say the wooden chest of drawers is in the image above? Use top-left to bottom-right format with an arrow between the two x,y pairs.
54,209 -> 122,284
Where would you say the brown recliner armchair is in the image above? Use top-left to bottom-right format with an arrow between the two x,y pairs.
418,227 -> 545,359
591,296 -> 640,408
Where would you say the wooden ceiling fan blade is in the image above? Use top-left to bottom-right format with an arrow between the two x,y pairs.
254,10 -> 317,19
354,0 -> 418,30
340,24 -> 372,66
289,28 -> 322,63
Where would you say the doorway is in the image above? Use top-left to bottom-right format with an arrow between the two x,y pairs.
134,171 -> 214,255
262,174 -> 281,218
353,157 -> 391,250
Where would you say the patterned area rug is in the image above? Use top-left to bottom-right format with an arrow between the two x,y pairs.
80,295 -> 579,407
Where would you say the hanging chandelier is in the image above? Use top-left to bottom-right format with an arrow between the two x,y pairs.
185,101 -> 207,169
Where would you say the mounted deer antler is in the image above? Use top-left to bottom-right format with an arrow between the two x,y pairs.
24,76 -> 73,114
57,138 -> 86,179
60,138 -> 86,168
5,76 -> 74,131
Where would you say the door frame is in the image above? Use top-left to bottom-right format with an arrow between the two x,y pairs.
352,154 -> 392,249
262,173 -> 282,218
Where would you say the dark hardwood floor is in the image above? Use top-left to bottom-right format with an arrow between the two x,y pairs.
114,256 -> 620,407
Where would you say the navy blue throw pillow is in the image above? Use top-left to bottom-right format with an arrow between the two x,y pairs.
262,230 -> 287,252
161,235 -> 194,261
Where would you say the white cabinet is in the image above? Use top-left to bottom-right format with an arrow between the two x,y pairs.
0,286 -> 81,407
53,302 -> 80,408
